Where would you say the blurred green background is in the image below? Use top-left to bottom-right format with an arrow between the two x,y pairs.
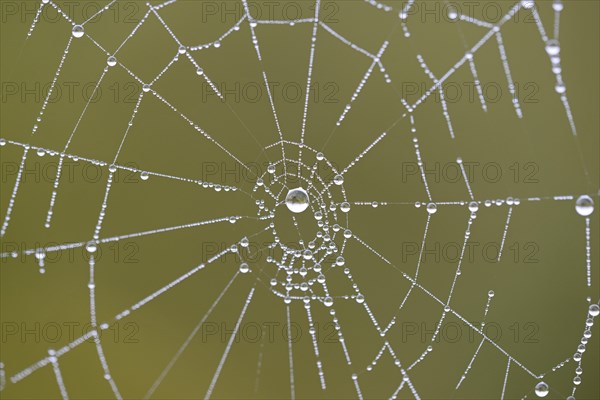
1,0 -> 599,399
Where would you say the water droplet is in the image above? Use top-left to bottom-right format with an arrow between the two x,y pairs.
468,201 -> 479,212
344,229 -> 352,239
196,67 -> 204,76
573,376 -> 581,385
267,164 -> 276,174
239,262 -> 249,273
488,290 -> 495,297
555,83 -> 566,94
447,7 -> 458,20
178,45 -> 187,54
356,294 -> 365,303
317,274 -> 325,283
521,0 -> 535,9
552,0 -> 563,11
285,187 -> 310,213
575,195 -> 594,216
140,171 -> 149,181
37,149 -> 46,157
426,203 -> 438,214
303,249 -> 313,260
534,381 -> 549,397
240,237 -> 249,248
107,56 -> 117,67
72,25 -> 84,38
340,202 -> 351,213
35,249 -> 46,260
0,138 -> 6,146
586,318 -> 594,327
86,242 -> 97,253
333,174 -> 344,185
589,304 -> 600,317
142,84 -> 151,93
336,256 -> 345,266
545,39 -> 560,56
323,296 -> 333,307
316,152 -> 324,161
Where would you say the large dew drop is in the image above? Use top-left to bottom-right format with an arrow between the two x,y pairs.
285,187 -> 310,213
468,201 -> 479,212
545,39 -> 560,56
552,0 -> 563,11
575,195 -> 594,216
86,242 -> 97,253
72,25 -> 84,38
426,203 -> 438,214
534,381 -> 549,398
239,262 -> 249,273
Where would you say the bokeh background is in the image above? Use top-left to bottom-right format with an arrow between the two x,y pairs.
1,0 -> 599,399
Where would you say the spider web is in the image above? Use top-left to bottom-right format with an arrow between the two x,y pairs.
0,0 -> 599,399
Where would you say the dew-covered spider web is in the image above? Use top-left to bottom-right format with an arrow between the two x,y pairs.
0,0 -> 599,399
